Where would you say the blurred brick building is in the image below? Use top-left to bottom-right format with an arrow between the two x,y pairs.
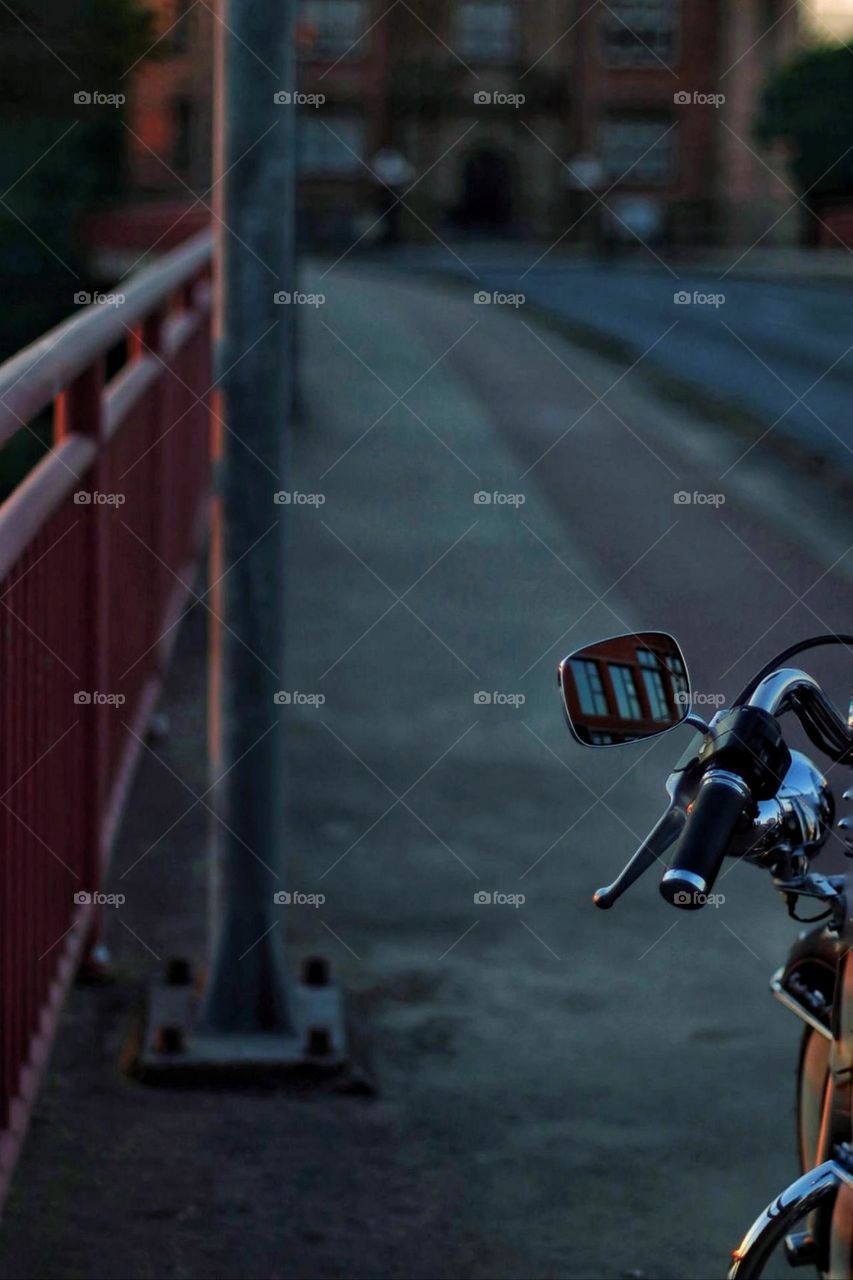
295,0 -> 391,244
86,0 -> 212,274
97,0 -> 809,259
391,0 -> 803,247
715,0 -> 802,244
94,0 -> 392,259
378,0 -> 574,239
127,0 -> 214,194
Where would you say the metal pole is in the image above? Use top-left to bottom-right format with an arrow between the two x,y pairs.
199,0 -> 296,1034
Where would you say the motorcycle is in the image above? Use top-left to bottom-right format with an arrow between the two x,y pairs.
557,631 -> 853,1279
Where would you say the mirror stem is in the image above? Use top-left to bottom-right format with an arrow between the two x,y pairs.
684,712 -> 712,734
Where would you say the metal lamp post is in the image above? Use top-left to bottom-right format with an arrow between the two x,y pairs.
140,0 -> 346,1079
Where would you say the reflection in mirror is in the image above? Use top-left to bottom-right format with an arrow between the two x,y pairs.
559,632 -> 690,746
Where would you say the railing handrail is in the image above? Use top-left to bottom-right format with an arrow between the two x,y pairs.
0,227 -> 214,1207
0,228 -> 213,446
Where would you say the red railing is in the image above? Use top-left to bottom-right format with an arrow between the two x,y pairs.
0,229 -> 214,1200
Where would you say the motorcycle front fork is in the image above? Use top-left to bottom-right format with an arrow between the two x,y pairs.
730,952 -> 853,1280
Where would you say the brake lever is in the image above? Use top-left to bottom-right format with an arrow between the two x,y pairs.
593,804 -> 686,909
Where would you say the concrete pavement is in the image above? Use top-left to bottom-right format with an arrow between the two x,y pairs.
1,263 -> 851,1279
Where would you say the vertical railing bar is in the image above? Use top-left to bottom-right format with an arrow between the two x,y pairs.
130,307 -> 167,677
0,597 -> 6,1126
12,577 -> 23,1098
54,360 -> 107,931
26,553 -> 37,1034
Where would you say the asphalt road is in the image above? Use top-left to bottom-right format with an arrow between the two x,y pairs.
355,242 -> 853,470
2,260 -> 852,1280
287,263 -> 853,1278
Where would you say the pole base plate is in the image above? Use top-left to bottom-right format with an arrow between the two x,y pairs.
136,956 -> 351,1086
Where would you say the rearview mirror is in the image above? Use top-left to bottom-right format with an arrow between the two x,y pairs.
559,632 -> 691,746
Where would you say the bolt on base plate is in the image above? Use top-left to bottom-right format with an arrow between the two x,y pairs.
136,955 -> 349,1085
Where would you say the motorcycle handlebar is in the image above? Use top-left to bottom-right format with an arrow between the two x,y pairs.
660,770 -> 751,910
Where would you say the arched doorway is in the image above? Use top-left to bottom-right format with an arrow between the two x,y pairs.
455,147 -> 514,231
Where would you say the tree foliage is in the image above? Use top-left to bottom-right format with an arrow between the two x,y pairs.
0,0 -> 159,353
757,42 -> 853,198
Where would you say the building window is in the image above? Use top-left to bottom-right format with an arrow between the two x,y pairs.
638,649 -> 672,721
601,0 -> 679,68
608,664 -> 643,720
663,652 -> 689,705
298,1 -> 368,59
599,115 -> 675,185
570,659 -> 608,718
298,116 -> 365,175
454,1 -> 518,62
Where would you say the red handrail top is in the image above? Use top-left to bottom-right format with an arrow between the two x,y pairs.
0,229 -> 213,448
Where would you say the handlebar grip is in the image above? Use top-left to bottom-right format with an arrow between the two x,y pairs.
660,770 -> 751,910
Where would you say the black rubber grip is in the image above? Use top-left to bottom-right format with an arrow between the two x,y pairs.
659,771 -> 750,910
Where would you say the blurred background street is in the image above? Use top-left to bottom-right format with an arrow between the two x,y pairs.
1,263 -> 851,1279
364,243 -> 853,465
0,2 -> 852,1278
